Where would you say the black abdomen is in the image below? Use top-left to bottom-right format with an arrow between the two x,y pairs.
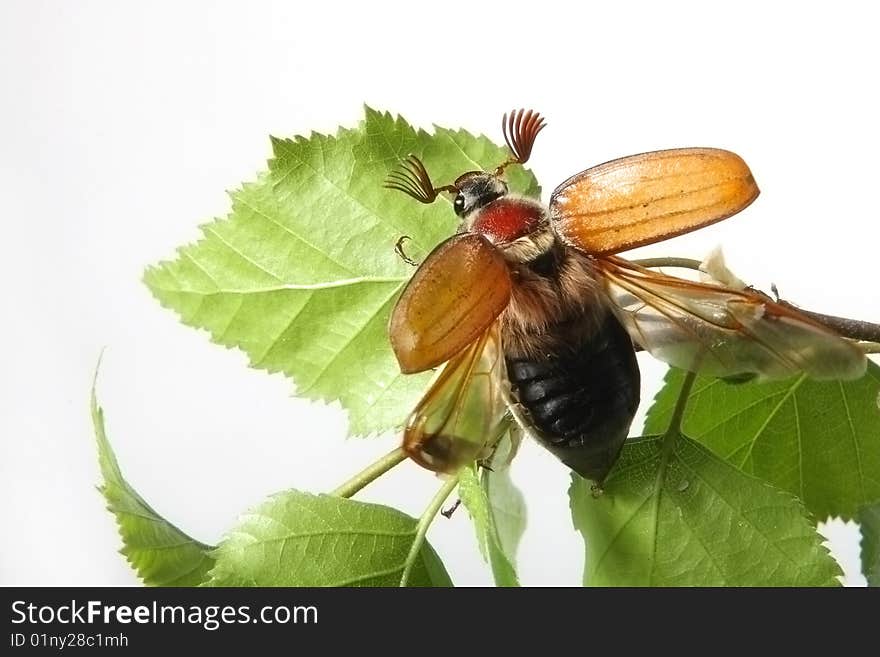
505,313 -> 640,483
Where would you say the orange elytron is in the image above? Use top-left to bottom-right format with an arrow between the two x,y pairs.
385,110 -> 866,482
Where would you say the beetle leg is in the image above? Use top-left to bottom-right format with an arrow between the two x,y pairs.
395,235 -> 419,267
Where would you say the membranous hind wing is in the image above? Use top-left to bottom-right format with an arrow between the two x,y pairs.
403,322 -> 509,474
596,256 -> 866,381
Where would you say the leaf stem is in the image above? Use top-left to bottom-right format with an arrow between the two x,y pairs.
632,257 -> 703,270
399,475 -> 459,587
330,447 -> 408,499
662,370 -> 698,452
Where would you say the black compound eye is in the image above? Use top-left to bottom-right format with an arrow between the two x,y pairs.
453,193 -> 466,215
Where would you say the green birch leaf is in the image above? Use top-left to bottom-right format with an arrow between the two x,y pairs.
483,464 -> 527,586
92,385 -> 215,586
859,501 -> 880,586
144,107 -> 539,437
459,464 -> 526,585
205,491 -> 452,587
458,430 -> 527,586
570,433 -> 841,586
644,363 -> 880,519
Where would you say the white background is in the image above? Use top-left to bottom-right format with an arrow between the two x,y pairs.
2,0 -> 878,586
